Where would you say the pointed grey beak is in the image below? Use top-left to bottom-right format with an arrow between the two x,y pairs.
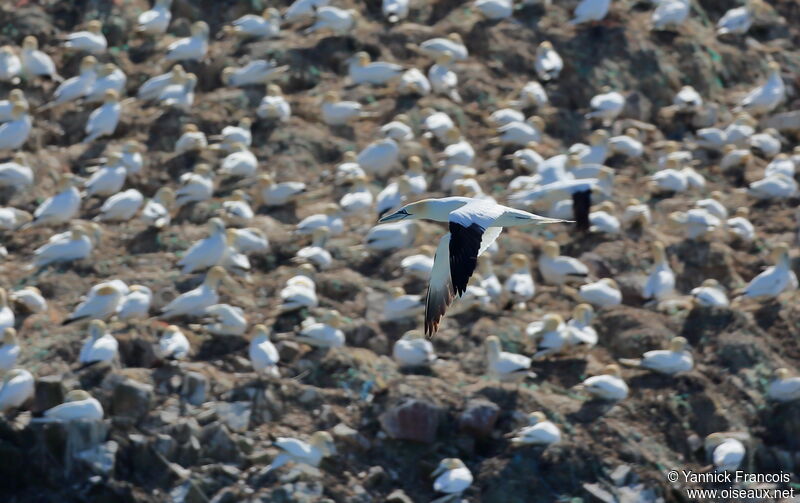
378,208 -> 410,223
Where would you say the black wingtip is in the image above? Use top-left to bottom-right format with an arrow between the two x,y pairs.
572,189 -> 592,232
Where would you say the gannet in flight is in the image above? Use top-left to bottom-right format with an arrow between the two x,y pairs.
378,197 -> 565,336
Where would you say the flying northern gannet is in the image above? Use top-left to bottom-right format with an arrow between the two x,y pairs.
379,197 -> 565,336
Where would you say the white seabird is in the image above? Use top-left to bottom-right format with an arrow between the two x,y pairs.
178,218 -> 227,274
570,0 -> 611,24
264,431 -> 337,473
539,241 -> 589,285
742,243 -> 797,299
393,330 -> 436,367
509,411 -> 561,447
297,310 -> 345,348
767,368 -> 800,403
160,266 -> 228,318
250,324 -> 279,377
202,303 -> 247,336
432,458 -> 473,498
156,325 -> 189,360
0,368 -> 34,412
690,279 -> 729,307
620,336 -> 693,375
0,327 -> 19,372
79,320 -> 118,365
165,21 -> 209,62
577,364 -> 628,401
379,197 -> 564,335
63,282 -> 125,325
137,0 -> 173,34
43,389 -> 104,422
485,335 -> 535,382
117,285 -> 153,320
643,241 -> 675,301
705,434 -> 745,472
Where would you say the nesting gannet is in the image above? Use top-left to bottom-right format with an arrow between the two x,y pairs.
221,191 -> 254,224
357,138 -> 400,178
578,278 -> 622,308
705,434 -> 745,472
651,0 -> 689,30
489,108 -> 525,127
738,62 -> 784,115
648,159 -> 689,193
202,304 -> 247,336
421,108 -> 455,142
690,279 -> 729,307
349,51 -> 404,87
749,129 -> 781,158
742,244 -> 797,299
176,164 -> 214,207
509,412 -> 561,447
399,245 -> 436,280
588,202 -> 620,234
644,241 -> 675,301
161,266 -> 228,318
534,41 -> 562,81
748,173 -> 797,200
63,282 -> 125,324
140,187 -> 174,228
485,335 -> 534,382
84,155 -> 126,199
398,68 -> 431,96
765,154 -> 795,178
767,368 -> 800,403
218,144 -> 258,179
438,128 -> 475,167
83,89 -> 120,144
178,218 -> 227,274
211,118 -> 252,151
380,114 -> 414,143
284,0 -> 331,23
725,208 -> 754,241
20,36 -> 60,81
32,227 -> 93,269
0,46 -> 21,83
256,174 -> 305,207
94,189 -> 143,222
297,310 -> 345,347
296,205 -> 344,235
0,327 -> 19,371
44,390 -> 103,422
0,104 -> 31,150
39,55 -> 97,110
382,0 -> 410,22
339,177 -> 373,215
153,325 -> 189,360
226,8 -> 281,39
490,116 -> 544,147
228,228 -> 269,254
116,285 -> 152,320
0,89 -> 27,122
63,20 -> 106,53
0,153 -> 33,190
86,63 -> 126,104
247,324 -> 279,377
9,287 -> 46,314
673,85 -> 703,112
539,241 -> 589,285
716,0 -> 764,36
376,176 -> 412,217
570,0 -> 611,24
476,256 -> 502,300
511,81 -> 549,109
416,34 -> 468,62
429,52 -> 461,102
279,268 -> 318,313
294,226 -> 332,270
563,304 -> 598,349
321,92 -> 370,126
609,129 -> 643,158
393,330 -> 436,367
384,287 -> 424,321
528,314 -> 570,359
694,192 -> 728,220
365,221 -> 418,251
474,0 -> 513,18
138,65 -> 186,101
137,0 -> 172,34
0,369 -> 34,412
257,84 -> 291,122
0,207 -> 31,230
306,7 -> 359,35
432,459 -> 473,497
265,431 -> 337,473
503,254 -> 536,311
723,115 -> 756,147
158,72 -> 196,110
79,320 -> 118,365
668,209 -> 721,240
379,197 -> 566,333
620,337 -> 693,375
222,60 -> 287,87
166,21 -> 209,62
586,87 -> 624,124
578,364 -> 628,401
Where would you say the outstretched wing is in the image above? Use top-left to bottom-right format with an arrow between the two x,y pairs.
425,232 -> 455,337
